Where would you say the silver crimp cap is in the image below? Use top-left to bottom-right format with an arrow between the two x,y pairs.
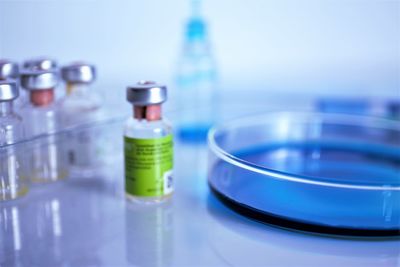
126,81 -> 167,106
61,63 -> 96,84
23,57 -> 58,71
0,60 -> 19,80
20,70 -> 59,90
0,80 -> 19,101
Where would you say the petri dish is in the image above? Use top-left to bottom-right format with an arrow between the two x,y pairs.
208,112 -> 400,237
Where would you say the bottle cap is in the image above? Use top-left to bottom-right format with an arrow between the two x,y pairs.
0,80 -> 19,101
20,70 -> 59,90
23,57 -> 57,70
61,62 -> 96,84
127,81 -> 167,106
0,60 -> 19,80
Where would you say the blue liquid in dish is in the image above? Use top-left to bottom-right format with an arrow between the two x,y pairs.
210,141 -> 400,233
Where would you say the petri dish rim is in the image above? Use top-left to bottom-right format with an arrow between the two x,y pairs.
208,111 -> 400,191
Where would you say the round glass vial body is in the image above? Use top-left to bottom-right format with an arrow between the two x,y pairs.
124,81 -> 174,204
59,62 -> 103,176
20,70 -> 68,183
0,80 -> 28,200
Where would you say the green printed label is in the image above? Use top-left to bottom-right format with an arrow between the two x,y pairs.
124,134 -> 173,197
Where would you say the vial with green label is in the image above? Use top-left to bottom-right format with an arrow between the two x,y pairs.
124,81 -> 174,204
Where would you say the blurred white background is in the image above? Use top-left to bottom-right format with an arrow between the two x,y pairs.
0,0 -> 399,101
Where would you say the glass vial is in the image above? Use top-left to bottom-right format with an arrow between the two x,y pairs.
20,70 -> 68,183
124,81 -> 174,204
23,57 -> 58,71
0,80 -> 28,200
23,57 -> 59,105
0,60 -> 22,107
0,60 -> 19,80
59,62 -> 103,176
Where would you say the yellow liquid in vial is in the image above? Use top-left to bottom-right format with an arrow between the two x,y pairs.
126,192 -> 173,204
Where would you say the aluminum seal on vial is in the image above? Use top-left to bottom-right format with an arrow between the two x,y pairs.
61,62 -> 96,84
0,80 -> 19,101
23,57 -> 58,71
127,81 -> 167,106
0,60 -> 19,80
20,70 -> 59,90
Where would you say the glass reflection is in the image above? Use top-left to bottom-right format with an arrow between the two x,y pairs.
0,203 -> 26,266
207,193 -> 400,266
125,200 -> 173,267
0,175 -> 111,266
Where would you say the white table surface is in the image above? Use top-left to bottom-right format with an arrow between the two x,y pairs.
1,96 -> 399,267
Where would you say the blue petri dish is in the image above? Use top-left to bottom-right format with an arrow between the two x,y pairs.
208,112 -> 400,237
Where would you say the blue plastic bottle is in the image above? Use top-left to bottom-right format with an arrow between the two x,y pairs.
176,0 -> 218,143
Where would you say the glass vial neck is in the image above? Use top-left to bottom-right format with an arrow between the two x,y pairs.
30,89 -> 55,107
66,83 -> 90,96
0,101 -> 13,116
133,104 -> 162,121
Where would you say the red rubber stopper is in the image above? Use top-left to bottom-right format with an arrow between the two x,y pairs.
30,89 -> 54,106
